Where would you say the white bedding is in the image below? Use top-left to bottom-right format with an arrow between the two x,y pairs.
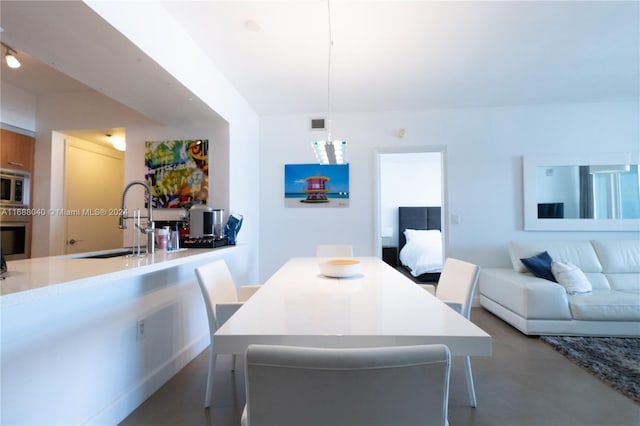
399,229 -> 443,276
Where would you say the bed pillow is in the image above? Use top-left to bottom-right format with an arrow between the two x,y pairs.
399,229 -> 443,276
520,251 -> 556,282
551,261 -> 592,295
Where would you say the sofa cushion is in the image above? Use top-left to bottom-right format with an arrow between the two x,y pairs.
583,273 -> 612,291
551,261 -> 592,295
509,240 -> 602,274
569,291 -> 640,321
605,274 -> 640,292
591,240 -> 640,274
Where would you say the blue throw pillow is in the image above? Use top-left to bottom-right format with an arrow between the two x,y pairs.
520,251 -> 556,282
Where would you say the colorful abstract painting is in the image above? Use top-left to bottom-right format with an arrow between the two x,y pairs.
145,139 -> 208,208
284,164 -> 349,208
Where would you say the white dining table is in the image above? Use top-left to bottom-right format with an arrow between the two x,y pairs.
214,257 -> 492,357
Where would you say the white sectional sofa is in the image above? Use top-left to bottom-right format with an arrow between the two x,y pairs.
479,239 -> 640,336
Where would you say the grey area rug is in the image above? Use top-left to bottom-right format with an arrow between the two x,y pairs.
540,336 -> 640,403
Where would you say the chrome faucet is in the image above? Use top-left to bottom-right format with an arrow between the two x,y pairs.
119,181 -> 155,254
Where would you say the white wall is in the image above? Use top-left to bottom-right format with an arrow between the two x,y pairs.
259,101 -> 640,280
0,81 -> 36,131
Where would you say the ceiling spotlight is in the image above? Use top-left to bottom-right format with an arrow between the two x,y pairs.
106,133 -> 126,151
111,137 -> 126,152
2,43 -> 21,69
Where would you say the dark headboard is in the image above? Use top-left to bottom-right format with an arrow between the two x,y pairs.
398,206 -> 442,252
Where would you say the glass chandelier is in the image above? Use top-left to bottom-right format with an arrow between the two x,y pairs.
312,0 -> 347,165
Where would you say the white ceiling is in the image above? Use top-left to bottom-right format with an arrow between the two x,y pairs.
1,1 -> 638,125
163,0 -> 640,114
0,48 -> 90,96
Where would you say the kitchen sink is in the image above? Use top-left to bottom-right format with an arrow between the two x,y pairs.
74,249 -> 133,259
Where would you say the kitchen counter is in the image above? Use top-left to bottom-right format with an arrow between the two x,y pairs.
0,246 -> 236,306
1,242 -> 252,425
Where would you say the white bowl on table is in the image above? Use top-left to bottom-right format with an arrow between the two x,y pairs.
319,259 -> 362,278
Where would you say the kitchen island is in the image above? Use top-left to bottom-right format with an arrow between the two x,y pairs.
1,244 -> 253,425
2,247 -> 236,306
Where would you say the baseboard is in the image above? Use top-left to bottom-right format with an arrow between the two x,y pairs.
86,333 -> 210,425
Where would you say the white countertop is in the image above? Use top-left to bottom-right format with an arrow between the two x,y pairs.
1,246 -> 235,306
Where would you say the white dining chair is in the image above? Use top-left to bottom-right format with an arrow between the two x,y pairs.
241,344 -> 451,426
316,244 -> 353,257
195,259 -> 261,408
420,257 -> 480,407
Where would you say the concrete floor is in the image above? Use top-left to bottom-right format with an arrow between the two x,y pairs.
120,308 -> 640,426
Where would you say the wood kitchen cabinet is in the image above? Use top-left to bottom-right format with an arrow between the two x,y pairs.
1,129 -> 35,171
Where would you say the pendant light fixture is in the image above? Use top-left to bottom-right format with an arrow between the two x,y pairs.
2,43 -> 21,69
312,0 -> 347,165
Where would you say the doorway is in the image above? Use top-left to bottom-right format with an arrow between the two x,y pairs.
375,146 -> 447,268
63,136 -> 124,254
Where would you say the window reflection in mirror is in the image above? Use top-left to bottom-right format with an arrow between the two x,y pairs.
536,164 -> 640,219
523,153 -> 640,231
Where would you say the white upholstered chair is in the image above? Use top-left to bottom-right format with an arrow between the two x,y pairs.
195,259 -> 261,408
316,244 -> 354,257
420,257 -> 480,407
241,344 -> 451,426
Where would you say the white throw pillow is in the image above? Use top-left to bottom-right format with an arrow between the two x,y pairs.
551,261 -> 592,295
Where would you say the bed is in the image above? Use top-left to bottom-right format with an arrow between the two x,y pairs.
397,206 -> 443,283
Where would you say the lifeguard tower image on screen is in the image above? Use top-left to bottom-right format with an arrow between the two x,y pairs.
302,175 -> 330,203
284,164 -> 349,208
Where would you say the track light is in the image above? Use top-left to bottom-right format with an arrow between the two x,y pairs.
6,51 -> 20,68
2,43 -> 21,69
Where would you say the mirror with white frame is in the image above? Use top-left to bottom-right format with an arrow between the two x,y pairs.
523,153 -> 640,231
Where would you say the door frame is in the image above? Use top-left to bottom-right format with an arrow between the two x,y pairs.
373,145 -> 448,262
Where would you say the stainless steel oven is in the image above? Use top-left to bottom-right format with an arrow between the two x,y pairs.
0,216 -> 30,260
0,168 -> 30,207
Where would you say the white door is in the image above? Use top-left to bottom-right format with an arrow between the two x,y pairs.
64,138 -> 124,254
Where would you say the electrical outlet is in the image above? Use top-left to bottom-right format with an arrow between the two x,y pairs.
136,319 -> 146,341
